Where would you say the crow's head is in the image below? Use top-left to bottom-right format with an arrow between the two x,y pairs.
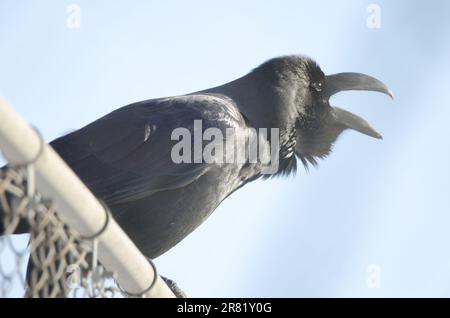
208,55 -> 392,170
295,59 -> 392,167
252,56 -> 393,168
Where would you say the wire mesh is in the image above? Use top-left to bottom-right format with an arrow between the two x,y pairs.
0,165 -> 120,298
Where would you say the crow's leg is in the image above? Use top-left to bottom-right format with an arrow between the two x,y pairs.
161,275 -> 187,298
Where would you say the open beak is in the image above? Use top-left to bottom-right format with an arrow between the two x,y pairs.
324,72 -> 393,139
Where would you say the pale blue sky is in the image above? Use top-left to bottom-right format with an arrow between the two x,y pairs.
1,0 -> 450,297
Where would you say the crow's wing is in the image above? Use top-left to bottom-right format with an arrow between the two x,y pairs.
51,94 -> 244,205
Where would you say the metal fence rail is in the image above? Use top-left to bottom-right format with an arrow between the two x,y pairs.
0,98 -> 175,298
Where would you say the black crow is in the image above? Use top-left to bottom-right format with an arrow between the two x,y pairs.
1,55 -> 392,260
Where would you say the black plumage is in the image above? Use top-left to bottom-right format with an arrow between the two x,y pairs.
1,55 -> 392,260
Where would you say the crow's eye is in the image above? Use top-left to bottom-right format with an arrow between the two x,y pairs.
310,81 -> 323,92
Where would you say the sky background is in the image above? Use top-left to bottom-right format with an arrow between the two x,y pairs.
1,0 -> 450,297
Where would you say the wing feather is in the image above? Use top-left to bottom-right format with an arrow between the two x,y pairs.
50,95 -> 245,205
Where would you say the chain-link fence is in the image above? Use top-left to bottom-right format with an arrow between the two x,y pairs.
0,165 -> 120,297
0,98 -> 175,298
